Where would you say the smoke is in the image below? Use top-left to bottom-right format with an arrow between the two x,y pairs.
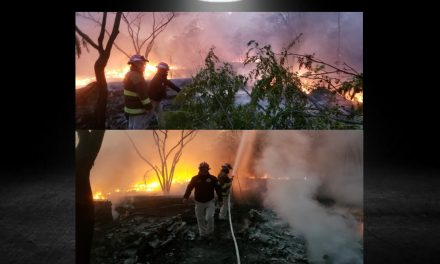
89,130 -> 363,261
257,131 -> 363,264
76,12 -> 362,78
91,130 -> 236,197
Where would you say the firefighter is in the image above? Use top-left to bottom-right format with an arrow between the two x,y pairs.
147,62 -> 181,121
183,162 -> 223,239
217,163 -> 233,220
123,55 -> 154,129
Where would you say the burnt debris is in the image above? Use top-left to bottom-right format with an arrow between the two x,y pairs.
90,195 -> 308,264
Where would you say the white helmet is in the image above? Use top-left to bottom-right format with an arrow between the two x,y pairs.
128,54 -> 148,64
156,62 -> 170,71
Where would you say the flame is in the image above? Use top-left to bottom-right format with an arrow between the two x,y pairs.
76,62 -> 179,89
92,163 -> 195,198
300,80 -> 312,94
354,92 -> 363,103
76,77 -> 95,88
130,181 -> 161,192
93,192 -> 106,200
296,68 -> 363,102
342,91 -> 363,104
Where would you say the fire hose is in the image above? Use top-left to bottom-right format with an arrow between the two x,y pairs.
227,175 -> 241,264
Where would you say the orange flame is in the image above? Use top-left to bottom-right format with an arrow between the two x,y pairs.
76,62 -> 178,89
354,92 -> 363,103
93,192 -> 106,200
92,163 -> 194,198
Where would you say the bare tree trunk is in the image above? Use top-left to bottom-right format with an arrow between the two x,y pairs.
76,130 -> 105,264
94,57 -> 108,129
75,12 -> 122,264
76,12 -> 122,129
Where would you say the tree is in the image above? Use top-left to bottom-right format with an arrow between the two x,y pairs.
78,12 -> 176,60
75,130 -> 105,264
167,40 -> 362,129
170,47 -> 249,129
75,11 -> 122,264
246,40 -> 363,128
76,12 -> 122,129
126,130 -> 197,194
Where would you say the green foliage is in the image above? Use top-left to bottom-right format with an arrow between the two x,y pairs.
338,73 -> 363,100
162,43 -> 362,129
164,47 -> 247,129
245,40 -> 312,128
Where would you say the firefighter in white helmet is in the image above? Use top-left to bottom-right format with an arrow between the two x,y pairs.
123,55 -> 154,129
183,162 -> 223,239
147,62 -> 182,124
217,163 -> 233,220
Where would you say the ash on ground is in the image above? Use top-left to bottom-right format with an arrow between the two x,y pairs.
91,196 -> 308,264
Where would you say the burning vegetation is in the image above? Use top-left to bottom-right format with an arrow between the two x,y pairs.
88,130 -> 363,264
76,12 -> 363,130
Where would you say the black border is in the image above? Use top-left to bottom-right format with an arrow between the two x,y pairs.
3,1 -> 439,264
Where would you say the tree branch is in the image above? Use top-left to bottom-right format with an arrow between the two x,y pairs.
240,86 -> 266,112
343,62 -> 360,75
139,12 -> 175,57
104,12 -> 122,55
79,12 -> 130,58
97,12 -> 107,53
123,13 -> 139,54
284,52 -> 361,78
75,26 -> 99,50
213,94 -> 234,129
125,132 -> 158,174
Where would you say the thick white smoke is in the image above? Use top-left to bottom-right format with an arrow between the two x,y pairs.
258,131 -> 363,264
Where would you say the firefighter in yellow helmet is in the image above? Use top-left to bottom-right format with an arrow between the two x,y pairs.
123,55 -> 154,129
217,163 -> 233,220
183,162 -> 223,239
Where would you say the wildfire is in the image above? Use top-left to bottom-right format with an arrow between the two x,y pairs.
130,182 -> 161,192
92,163 -> 195,199
93,192 -> 106,200
354,92 -> 363,104
75,62 -> 178,89
341,91 -> 363,104
296,69 -> 363,103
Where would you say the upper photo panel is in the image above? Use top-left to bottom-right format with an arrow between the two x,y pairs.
76,12 -> 363,129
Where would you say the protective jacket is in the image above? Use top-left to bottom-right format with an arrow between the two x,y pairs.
123,68 -> 152,115
218,170 -> 232,197
184,174 -> 222,203
147,71 -> 181,101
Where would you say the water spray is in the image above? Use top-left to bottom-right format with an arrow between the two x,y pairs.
227,131 -> 256,264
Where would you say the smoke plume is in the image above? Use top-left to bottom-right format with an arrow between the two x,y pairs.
76,12 -> 362,79
257,131 -> 363,264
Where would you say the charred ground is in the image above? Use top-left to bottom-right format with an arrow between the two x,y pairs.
91,195 -> 308,264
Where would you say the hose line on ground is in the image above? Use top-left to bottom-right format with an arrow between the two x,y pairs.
227,179 -> 241,264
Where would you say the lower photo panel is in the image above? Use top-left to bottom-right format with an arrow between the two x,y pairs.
76,130 -> 363,264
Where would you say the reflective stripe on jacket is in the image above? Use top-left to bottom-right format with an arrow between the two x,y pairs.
123,70 -> 152,115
